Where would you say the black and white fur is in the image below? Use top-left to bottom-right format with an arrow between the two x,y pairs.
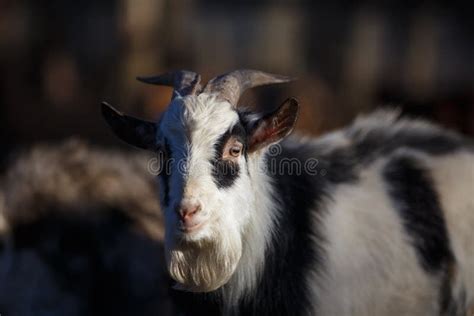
103,76 -> 474,316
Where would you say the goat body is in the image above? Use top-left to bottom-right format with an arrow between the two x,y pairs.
176,111 -> 474,316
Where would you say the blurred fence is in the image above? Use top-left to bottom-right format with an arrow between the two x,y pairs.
0,0 -> 472,164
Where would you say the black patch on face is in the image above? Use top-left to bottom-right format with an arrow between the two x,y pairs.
211,123 -> 247,189
212,159 -> 240,189
383,155 -> 454,272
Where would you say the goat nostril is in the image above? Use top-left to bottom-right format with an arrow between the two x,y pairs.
179,204 -> 201,220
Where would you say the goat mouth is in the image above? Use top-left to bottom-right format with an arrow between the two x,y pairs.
178,220 -> 206,234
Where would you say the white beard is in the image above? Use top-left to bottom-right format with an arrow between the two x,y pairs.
166,227 -> 242,292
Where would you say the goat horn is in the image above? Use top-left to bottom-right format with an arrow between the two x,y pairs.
136,70 -> 201,99
203,69 -> 294,106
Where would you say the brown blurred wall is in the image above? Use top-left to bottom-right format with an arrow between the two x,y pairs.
0,0 -> 472,165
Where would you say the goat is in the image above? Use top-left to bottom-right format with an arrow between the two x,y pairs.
102,69 -> 474,316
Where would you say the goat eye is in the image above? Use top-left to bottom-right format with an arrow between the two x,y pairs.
229,145 -> 242,157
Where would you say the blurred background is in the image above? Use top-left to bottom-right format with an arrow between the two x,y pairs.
0,1 -> 472,315
0,0 -> 472,161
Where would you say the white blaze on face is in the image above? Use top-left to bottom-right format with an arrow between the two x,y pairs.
158,94 -> 253,292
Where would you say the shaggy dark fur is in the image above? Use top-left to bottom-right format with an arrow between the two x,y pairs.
0,140 -> 186,316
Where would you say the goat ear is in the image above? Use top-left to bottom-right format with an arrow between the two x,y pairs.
248,98 -> 299,153
101,102 -> 157,150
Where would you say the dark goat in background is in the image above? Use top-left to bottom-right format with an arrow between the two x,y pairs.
0,140 -> 177,316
